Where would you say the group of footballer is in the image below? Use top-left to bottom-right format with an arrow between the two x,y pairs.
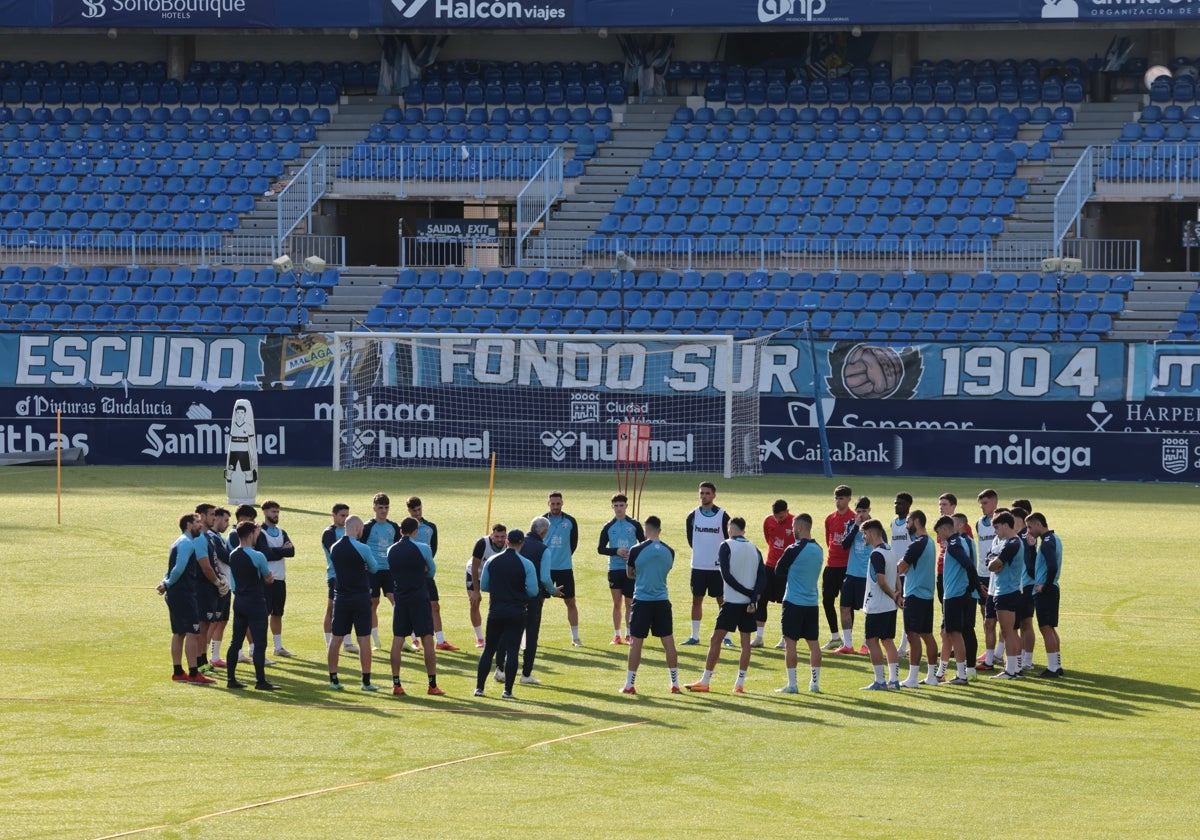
157,481 -> 1063,697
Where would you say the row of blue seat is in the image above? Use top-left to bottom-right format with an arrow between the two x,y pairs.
0,59 -> 376,87
672,104 -> 1070,128
376,286 -> 1119,317
614,195 -> 1017,221
424,59 -> 623,86
0,301 -> 308,330
2,139 -> 302,162
362,123 -> 609,146
0,282 -> 323,308
0,79 -> 339,108
640,158 -> 1016,182
702,77 -> 1086,108
1137,105 -> 1200,124
0,211 -> 242,233
625,176 -> 1030,200
403,79 -> 626,109
0,174 -> 274,197
667,122 -> 1032,146
0,106 -> 328,128
1098,159 -> 1200,180
3,122 -> 314,145
1,160 -> 285,184
381,105 -> 613,127
360,305 -> 1115,340
390,267 -> 1129,295
649,140 -> 1042,165
1119,123 -> 1200,142
582,232 -> 1001,257
337,159 -> 569,181
0,265 -> 338,288
0,193 -> 255,215
599,215 -> 1006,238
1148,78 -> 1200,104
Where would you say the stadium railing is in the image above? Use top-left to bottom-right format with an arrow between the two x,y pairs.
394,234 -> 1141,275
324,143 -> 562,200
0,231 -> 345,268
277,146 -> 328,244
515,147 -> 564,267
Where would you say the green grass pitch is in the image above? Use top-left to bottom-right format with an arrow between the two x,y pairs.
2,465 -> 1198,839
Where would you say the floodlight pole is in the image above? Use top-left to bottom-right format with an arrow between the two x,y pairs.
804,307 -> 833,479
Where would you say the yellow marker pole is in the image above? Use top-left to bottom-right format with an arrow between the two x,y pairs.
56,410 -> 62,525
484,452 -> 497,532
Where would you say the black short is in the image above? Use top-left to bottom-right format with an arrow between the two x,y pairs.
994,591 -> 1021,613
392,597 -> 435,639
195,582 -> 220,623
982,593 -> 997,619
690,568 -> 723,599
608,568 -> 635,599
331,594 -> 372,638
781,602 -> 819,642
216,590 -> 231,621
1018,586 -> 1036,623
371,569 -> 394,598
822,566 -> 846,602
936,572 -> 944,604
864,610 -> 897,641
327,577 -> 335,600
266,578 -> 286,617
714,601 -> 757,634
629,599 -> 673,639
903,596 -> 934,635
427,577 -> 440,602
840,574 -> 866,611
165,586 -> 200,635
1035,585 -> 1060,627
943,595 -> 975,634
762,570 -> 787,604
550,569 -> 576,599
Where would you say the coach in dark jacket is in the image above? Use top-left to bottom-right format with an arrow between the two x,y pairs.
474,530 -> 538,698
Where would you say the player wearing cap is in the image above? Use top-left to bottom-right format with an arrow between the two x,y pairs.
760,499 -> 794,649
822,485 -> 856,651
620,516 -> 680,695
774,513 -> 825,694
474,529 -> 539,699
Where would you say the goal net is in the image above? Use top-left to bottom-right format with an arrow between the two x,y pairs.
331,332 -> 764,477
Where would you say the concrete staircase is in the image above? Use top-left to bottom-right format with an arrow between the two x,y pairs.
1111,272 -> 1198,340
1003,96 -> 1138,242
307,265 -> 399,332
536,97 -> 683,250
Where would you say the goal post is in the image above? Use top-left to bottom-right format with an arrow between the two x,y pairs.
331,332 -> 764,477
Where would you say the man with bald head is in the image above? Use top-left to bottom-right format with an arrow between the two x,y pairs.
328,514 -> 386,691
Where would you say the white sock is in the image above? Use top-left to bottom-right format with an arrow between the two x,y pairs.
810,666 -> 820,686
371,629 -> 381,646
691,620 -> 701,638
1049,651 -> 1061,670
984,649 -> 994,665
888,662 -> 899,683
1022,650 -> 1033,668
842,628 -> 852,647
966,666 -> 977,678
669,667 -> 678,686
273,634 -> 282,650
908,665 -> 920,682
248,643 -> 255,655
211,640 -> 220,660
785,666 -> 797,689
1005,655 -> 1019,674
474,626 -> 484,641
897,638 -> 909,655
700,669 -> 713,686
324,632 -> 332,645
996,640 -> 1006,659
435,630 -> 445,644
872,664 -> 885,682
957,661 -> 967,679
927,663 -> 937,680
625,670 -> 636,689
755,627 -> 764,642
570,625 -> 580,641
937,660 -> 948,677
734,669 -> 747,688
